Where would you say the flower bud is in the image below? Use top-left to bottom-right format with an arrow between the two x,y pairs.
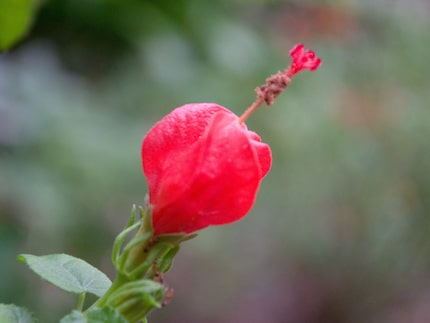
142,103 -> 272,235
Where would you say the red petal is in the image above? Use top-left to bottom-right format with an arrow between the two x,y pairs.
247,130 -> 272,177
142,103 -> 233,204
142,103 -> 272,235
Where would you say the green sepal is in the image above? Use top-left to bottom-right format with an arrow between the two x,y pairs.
156,245 -> 180,273
112,204 -> 154,276
141,204 -> 153,235
117,232 -> 152,273
128,242 -> 174,280
156,232 -> 198,245
17,253 -> 112,297
0,304 -> 36,323
126,204 -> 137,229
149,233 -> 197,274
112,205 -> 144,267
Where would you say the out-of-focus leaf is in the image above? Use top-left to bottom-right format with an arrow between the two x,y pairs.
0,0 -> 38,50
17,254 -> 112,296
0,304 -> 36,323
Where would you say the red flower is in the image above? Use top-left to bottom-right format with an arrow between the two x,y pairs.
142,103 -> 272,235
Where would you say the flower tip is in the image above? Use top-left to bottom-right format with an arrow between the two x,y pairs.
288,43 -> 322,76
289,43 -> 305,57
310,57 -> 322,72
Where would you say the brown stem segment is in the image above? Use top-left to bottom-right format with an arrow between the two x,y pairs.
239,71 -> 291,123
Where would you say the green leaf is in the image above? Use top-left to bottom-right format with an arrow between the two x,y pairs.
0,304 -> 36,323
18,253 -> 112,297
60,307 -> 127,323
0,0 -> 38,50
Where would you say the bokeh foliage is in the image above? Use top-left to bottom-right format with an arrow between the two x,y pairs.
1,0 -> 430,322
0,0 -> 39,50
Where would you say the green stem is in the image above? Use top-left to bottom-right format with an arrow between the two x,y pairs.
87,274 -> 129,310
77,292 -> 86,311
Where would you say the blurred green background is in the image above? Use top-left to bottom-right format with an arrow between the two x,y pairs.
1,0 -> 430,322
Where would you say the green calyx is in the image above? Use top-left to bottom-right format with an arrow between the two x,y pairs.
113,203 -> 196,280
90,202 -> 196,322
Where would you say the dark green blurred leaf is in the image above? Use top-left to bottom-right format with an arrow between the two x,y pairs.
0,0 -> 38,50
0,304 -> 36,323
17,254 -> 112,296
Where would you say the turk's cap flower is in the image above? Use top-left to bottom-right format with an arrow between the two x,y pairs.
142,103 -> 272,236
141,44 -> 320,236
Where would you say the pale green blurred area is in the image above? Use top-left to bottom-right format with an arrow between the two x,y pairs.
1,0 -> 430,322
